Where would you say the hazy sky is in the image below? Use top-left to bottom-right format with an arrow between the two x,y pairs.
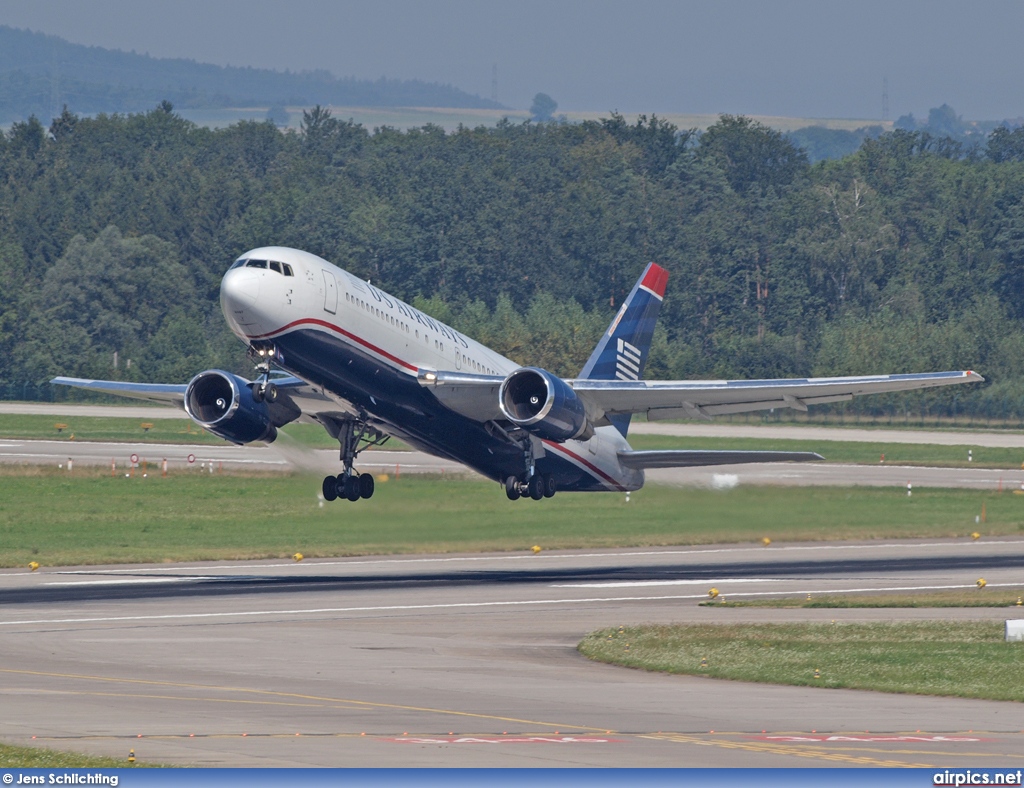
2,0 -> 1023,120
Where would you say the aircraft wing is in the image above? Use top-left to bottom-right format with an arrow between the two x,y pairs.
50,377 -> 188,409
49,375 -> 339,427
419,369 -> 983,425
570,370 -> 984,423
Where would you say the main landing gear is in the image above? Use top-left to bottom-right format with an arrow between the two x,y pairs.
321,419 -> 388,503
505,474 -> 557,501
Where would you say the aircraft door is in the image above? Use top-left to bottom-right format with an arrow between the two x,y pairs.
322,270 -> 338,314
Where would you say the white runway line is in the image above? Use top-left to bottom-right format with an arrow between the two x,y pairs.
2,582 -> 1022,627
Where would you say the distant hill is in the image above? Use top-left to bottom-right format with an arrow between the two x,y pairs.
0,25 -> 504,124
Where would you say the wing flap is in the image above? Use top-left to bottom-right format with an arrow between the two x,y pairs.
617,449 -> 824,470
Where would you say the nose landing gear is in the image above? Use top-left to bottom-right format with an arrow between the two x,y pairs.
248,342 -> 280,403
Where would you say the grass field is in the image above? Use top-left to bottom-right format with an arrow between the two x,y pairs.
578,622 -> 1024,702
0,467 -> 1020,567
628,433 -> 1024,468
171,106 -> 887,133
0,742 -> 145,768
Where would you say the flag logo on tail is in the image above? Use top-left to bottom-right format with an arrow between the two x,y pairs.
615,339 -> 641,381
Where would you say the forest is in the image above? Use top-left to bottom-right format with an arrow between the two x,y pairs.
2,103 -> 1024,422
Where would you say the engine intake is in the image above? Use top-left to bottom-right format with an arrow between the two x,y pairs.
184,370 -> 277,445
499,367 -> 591,442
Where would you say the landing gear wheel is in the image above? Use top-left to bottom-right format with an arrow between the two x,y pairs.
264,383 -> 278,403
543,475 -> 557,498
321,475 -> 338,502
252,384 -> 265,403
344,475 -> 361,502
505,476 -> 521,501
528,475 -> 544,501
359,473 -> 375,499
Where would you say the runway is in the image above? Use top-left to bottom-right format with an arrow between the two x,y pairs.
1,540 -> 1022,767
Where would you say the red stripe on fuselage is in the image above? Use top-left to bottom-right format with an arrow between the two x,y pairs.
640,264 -> 669,298
542,440 -> 627,491
244,318 -> 419,372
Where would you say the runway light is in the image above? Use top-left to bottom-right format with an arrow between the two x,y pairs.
761,537 -> 771,546
127,749 -> 135,763
972,531 -> 981,540
293,553 -> 304,562
977,578 -> 987,588
700,657 -> 708,669
814,669 -> 821,679
531,545 -> 541,554
1017,597 -> 1022,606
708,587 -> 719,599
806,593 -> 812,601
28,561 -> 39,572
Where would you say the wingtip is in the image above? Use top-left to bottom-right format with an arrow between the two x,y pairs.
966,370 -> 985,382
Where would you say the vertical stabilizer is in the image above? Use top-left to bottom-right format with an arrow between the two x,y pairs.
578,262 -> 668,436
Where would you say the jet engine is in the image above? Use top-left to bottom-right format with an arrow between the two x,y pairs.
184,370 -> 277,445
499,367 -> 592,442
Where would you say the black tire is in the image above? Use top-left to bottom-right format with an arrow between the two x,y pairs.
321,475 -> 338,502
543,474 -> 557,498
505,476 -> 521,501
252,384 -> 265,403
264,383 -> 278,403
528,475 -> 544,500
344,475 -> 361,502
359,473 -> 375,499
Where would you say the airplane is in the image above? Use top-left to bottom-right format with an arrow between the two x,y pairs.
53,247 -> 983,502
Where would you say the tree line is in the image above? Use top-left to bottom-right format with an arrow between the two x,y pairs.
2,104 -> 1023,422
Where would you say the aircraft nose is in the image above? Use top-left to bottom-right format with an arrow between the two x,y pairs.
220,268 -> 260,312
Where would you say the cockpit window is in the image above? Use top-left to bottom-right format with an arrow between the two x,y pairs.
269,261 -> 282,274
230,258 -> 247,269
282,263 -> 294,276
245,259 -> 268,269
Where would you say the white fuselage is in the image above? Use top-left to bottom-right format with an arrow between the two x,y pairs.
220,246 -> 642,492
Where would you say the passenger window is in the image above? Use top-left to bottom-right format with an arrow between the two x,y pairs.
269,261 -> 282,274
282,263 -> 294,276
245,259 -> 267,269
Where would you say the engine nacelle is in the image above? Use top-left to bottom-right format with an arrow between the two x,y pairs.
499,367 -> 591,442
184,370 -> 277,445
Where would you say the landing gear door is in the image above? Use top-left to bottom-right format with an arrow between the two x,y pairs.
323,270 -> 338,314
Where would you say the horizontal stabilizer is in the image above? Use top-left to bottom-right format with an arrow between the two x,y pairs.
617,449 -> 824,470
